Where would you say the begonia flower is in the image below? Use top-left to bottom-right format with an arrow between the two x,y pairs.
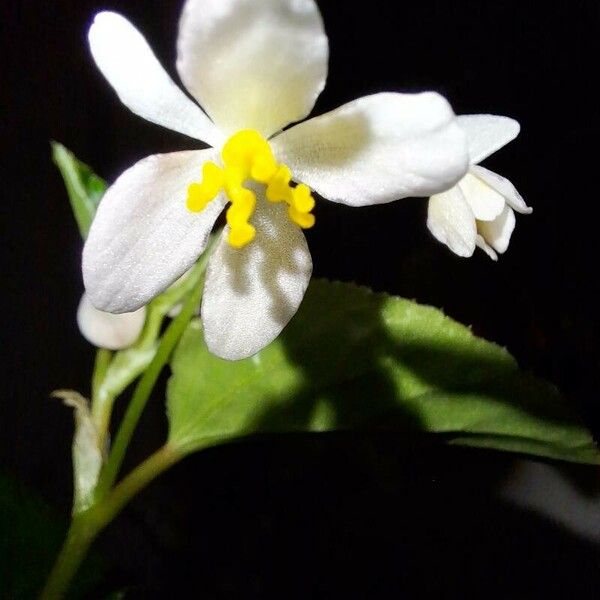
427,114 -> 532,260
83,0 -> 469,360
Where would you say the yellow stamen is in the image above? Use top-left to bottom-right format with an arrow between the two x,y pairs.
228,222 -> 256,249
186,162 -> 224,212
186,130 -> 316,248
288,205 -> 316,229
291,184 -> 315,213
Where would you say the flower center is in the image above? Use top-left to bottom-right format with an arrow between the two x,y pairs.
186,130 -> 316,248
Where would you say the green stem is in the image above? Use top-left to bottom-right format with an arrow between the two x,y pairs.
90,232 -> 219,446
39,518 -> 96,600
90,299 -> 180,442
94,278 -> 204,501
91,349 -> 112,401
92,444 -> 182,527
91,349 -> 114,451
43,234 -> 221,598
40,445 -> 182,600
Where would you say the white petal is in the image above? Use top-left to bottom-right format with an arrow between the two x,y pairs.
471,165 -> 532,214
476,234 -> 498,261
457,114 -> 520,164
89,12 -> 222,146
77,293 -> 146,349
201,198 -> 312,360
427,186 -> 477,257
271,92 -> 469,207
176,0 -> 328,138
458,171 -> 506,221
83,150 -> 226,313
477,205 -> 516,254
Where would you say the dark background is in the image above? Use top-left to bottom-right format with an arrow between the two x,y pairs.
2,0 -> 600,597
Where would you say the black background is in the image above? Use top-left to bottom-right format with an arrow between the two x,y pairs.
2,0 -> 600,597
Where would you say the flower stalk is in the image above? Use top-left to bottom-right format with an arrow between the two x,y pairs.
88,233 -> 217,449
42,237 -> 217,598
94,265 -> 205,501
40,444 -> 183,600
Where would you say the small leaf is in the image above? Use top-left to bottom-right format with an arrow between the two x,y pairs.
51,142 -> 106,238
166,280 -> 599,465
52,390 -> 103,514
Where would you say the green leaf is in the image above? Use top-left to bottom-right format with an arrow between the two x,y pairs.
51,142 -> 106,238
166,279 -> 599,465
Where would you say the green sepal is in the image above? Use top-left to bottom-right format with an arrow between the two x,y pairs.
51,142 -> 106,238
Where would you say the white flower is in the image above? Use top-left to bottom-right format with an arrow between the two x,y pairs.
77,293 -> 146,350
83,0 -> 469,360
427,114 -> 532,260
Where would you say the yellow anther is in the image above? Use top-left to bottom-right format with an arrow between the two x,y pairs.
226,191 -> 256,226
291,184 -> 315,213
221,130 -> 275,173
185,129 -> 316,248
288,205 -> 316,229
266,165 -> 293,203
224,176 -> 247,202
228,223 -> 256,248
250,154 -> 278,183
186,162 -> 224,212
